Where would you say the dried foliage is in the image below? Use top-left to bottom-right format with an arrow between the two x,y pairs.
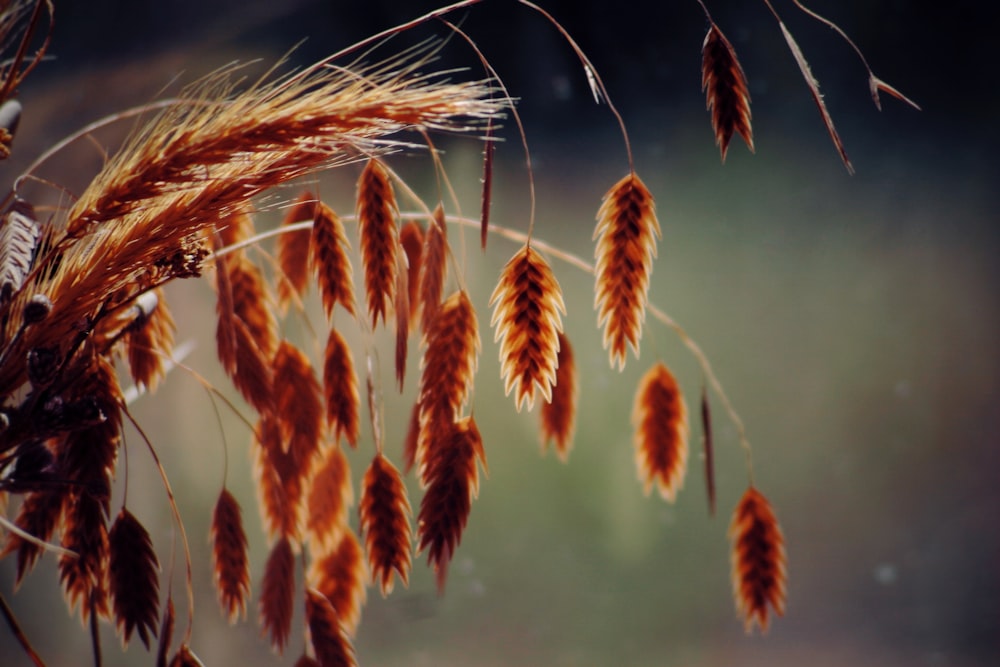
306,445 -> 353,552
399,219 -> 424,329
307,528 -> 367,636
260,537 -> 295,652
418,205 -> 448,334
108,508 -> 160,649
730,486 -> 787,633
210,488 -> 251,624
357,158 -> 399,328
633,362 -> 689,502
305,588 -> 357,667
702,23 -> 754,161
416,291 -> 479,473
417,415 -> 486,591
0,1 -> 920,662
277,191 -> 317,310
540,331 -> 577,461
490,244 -> 565,411
323,328 -> 360,447
310,202 -> 356,320
594,173 -> 660,370
124,288 -> 176,392
359,453 -> 412,596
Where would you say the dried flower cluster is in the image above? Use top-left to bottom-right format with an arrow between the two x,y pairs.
0,0 -> 916,664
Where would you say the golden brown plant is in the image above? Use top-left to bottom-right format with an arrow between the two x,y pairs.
0,0 -> 917,663
730,486 -> 788,633
633,362 -> 689,502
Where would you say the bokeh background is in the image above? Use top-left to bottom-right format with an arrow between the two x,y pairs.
1,1 -> 997,666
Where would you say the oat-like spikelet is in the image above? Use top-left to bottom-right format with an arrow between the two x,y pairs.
125,288 -> 176,392
108,508 -> 160,649
305,589 -> 357,667
418,205 -> 448,334
417,415 -> 486,592
593,173 -> 661,371
702,23 -> 754,161
277,190 -> 317,310
215,208 -> 255,250
357,158 -> 398,328
490,244 -> 565,411
60,492 -> 110,622
632,362 -> 689,502
306,445 -> 353,553
307,528 -> 367,636
730,486 -> 787,634
3,481 -> 66,584
254,415 -> 317,545
399,219 -> 424,330
310,202 -> 356,319
0,199 -> 39,304
273,340 -> 324,457
416,291 -> 479,472
540,332 -> 577,462
210,488 -> 251,624
359,453 -> 412,596
260,536 -> 295,652
215,251 -> 275,413
323,328 -> 360,447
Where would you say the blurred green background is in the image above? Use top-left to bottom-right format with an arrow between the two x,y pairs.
1,1 -> 997,666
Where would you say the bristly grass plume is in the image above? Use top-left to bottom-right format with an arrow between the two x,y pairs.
0,0 -> 917,664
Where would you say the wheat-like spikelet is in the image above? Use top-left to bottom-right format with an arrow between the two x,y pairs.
323,328 -> 360,447
417,415 -> 486,591
59,491 -> 110,622
359,453 -> 412,596
277,190 -> 317,310
310,202 -> 356,320
214,251 -> 276,414
215,208 -> 255,250
416,291 -> 479,473
210,488 -> 251,624
632,362 -> 689,502
418,205 -> 448,334
540,331 -> 577,461
254,416 -> 311,544
260,536 -> 295,652
108,508 -> 160,649
399,219 -> 424,330
306,445 -> 353,553
594,173 -> 661,371
305,588 -> 357,667
730,486 -> 787,634
490,244 -> 565,411
357,158 -> 399,328
702,23 -> 754,161
3,483 -> 64,583
307,528 -> 367,637
273,340 -> 324,456
124,288 -> 176,393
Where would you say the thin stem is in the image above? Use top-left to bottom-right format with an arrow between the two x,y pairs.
516,0 -> 635,173
1,592 -> 47,667
121,405 -> 196,644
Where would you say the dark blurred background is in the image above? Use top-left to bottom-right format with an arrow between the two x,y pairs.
2,1 -> 997,666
